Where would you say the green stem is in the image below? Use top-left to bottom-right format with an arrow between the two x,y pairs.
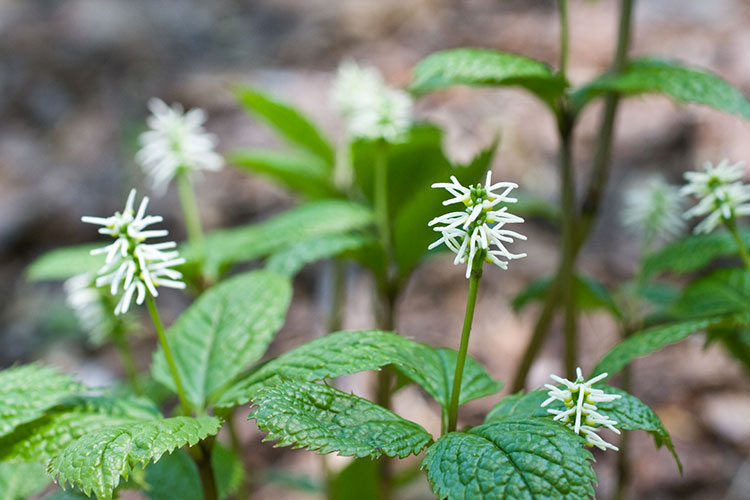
725,218 -> 750,270
327,260 -> 347,333
190,438 -> 219,500
226,413 -> 250,500
446,263 -> 482,433
177,171 -> 205,255
374,139 -> 391,261
146,295 -> 191,416
111,322 -> 141,395
558,0 -> 570,76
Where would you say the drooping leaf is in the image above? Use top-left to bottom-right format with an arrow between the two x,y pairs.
706,327 -> 750,373
422,418 -> 595,500
143,442 -> 243,500
26,244 -> 104,282
411,48 -> 567,106
0,395 -> 161,463
592,318 -> 722,377
572,57 -> 750,118
351,125 -> 493,281
673,268 -> 750,318
0,462 -> 50,500
196,200 -> 373,277
234,86 -> 335,165
229,148 -> 340,199
266,232 -> 373,277
643,229 -> 750,277
215,330 -> 501,411
49,416 -> 222,500
151,270 -> 292,409
512,274 -> 620,317
0,364 -> 82,438
251,379 -> 432,459
485,387 -> 681,472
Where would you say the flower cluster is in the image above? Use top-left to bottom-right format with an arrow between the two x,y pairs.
83,189 -> 186,315
429,171 -> 527,278
541,367 -> 622,451
621,175 -> 685,246
63,273 -> 114,345
135,98 -> 224,195
330,61 -> 413,143
681,159 -> 750,234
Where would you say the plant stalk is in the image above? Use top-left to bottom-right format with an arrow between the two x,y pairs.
725,218 -> 750,270
177,171 -> 205,256
446,263 -> 482,433
374,139 -> 391,261
146,295 -> 191,416
111,321 -> 141,395
558,0 -> 570,76
190,438 -> 219,500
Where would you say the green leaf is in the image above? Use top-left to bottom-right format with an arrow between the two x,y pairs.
26,244 -> 104,282
0,364 -> 82,438
251,379 -> 432,459
152,270 -> 292,409
229,148 -> 341,199
643,229 -> 750,277
143,442 -> 243,500
485,388 -> 681,472
512,274 -> 620,317
329,459 -> 379,500
422,418 -> 595,500
592,318 -> 722,377
234,86 -> 335,165
49,416 -> 222,500
351,125 -> 493,280
266,232 -> 373,277
0,395 -> 161,463
411,48 -> 567,106
573,57 -> 750,118
215,330 -> 501,411
197,200 -> 373,277
673,269 -> 750,318
0,462 -> 50,500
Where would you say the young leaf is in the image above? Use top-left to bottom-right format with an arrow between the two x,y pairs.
49,416 -> 222,500
572,57 -> 750,118
0,364 -> 82,438
673,269 -> 750,318
197,200 -> 373,277
0,395 -> 161,463
411,48 -> 567,106
26,243 -> 104,282
234,86 -> 335,165
0,462 -> 50,500
512,274 -> 621,317
229,148 -> 341,199
266,232 -> 373,277
151,270 -> 292,409
643,229 -> 750,277
251,379 -> 432,459
422,418 -> 595,500
592,318 -> 722,377
214,330 -> 501,411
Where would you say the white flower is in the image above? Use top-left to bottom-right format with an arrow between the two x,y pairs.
541,367 -> 622,451
428,171 -> 527,278
83,189 -> 186,315
330,61 -> 413,143
135,98 -> 224,195
621,176 -> 685,245
681,159 -> 750,234
63,273 -> 113,344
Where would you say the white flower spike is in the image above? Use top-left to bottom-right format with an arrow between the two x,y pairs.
63,273 -> 114,345
621,175 -> 685,245
541,367 -> 622,451
135,98 -> 224,195
330,61 -> 413,143
83,189 -> 186,315
681,159 -> 750,234
429,171 -> 527,278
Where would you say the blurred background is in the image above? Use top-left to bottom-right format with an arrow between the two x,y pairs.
1,0 -> 750,498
